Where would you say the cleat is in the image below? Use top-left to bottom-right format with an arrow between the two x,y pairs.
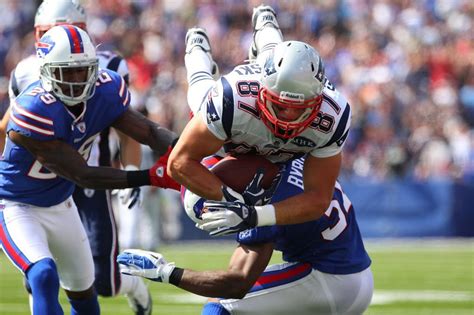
185,27 -> 219,79
252,5 -> 280,32
249,5 -> 282,60
126,281 -> 152,315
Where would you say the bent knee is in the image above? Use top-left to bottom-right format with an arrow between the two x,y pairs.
27,258 -> 59,290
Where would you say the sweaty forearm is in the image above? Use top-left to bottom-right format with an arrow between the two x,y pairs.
176,269 -> 250,299
54,165 -> 149,190
273,191 -> 330,225
170,159 -> 223,200
146,125 -> 178,157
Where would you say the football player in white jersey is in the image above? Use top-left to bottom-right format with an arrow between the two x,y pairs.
117,5 -> 373,315
169,5 -> 351,235
1,0 -> 153,313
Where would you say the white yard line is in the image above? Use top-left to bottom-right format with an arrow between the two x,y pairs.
151,290 -> 474,305
371,290 -> 474,305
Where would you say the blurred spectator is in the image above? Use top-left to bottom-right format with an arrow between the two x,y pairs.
2,0 -> 473,185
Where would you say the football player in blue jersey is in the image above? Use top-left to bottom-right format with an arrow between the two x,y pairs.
118,157 -> 373,314
0,24 -> 178,315
0,1 -> 165,314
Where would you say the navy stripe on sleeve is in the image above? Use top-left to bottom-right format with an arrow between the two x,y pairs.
220,77 -> 234,139
319,103 -> 351,148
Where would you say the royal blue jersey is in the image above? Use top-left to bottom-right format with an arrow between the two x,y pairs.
238,157 -> 371,274
0,69 -> 130,207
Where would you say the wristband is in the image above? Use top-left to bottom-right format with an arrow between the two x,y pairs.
168,267 -> 184,286
126,170 -> 150,187
255,204 -> 276,226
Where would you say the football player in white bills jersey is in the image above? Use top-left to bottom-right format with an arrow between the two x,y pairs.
1,1 -> 153,314
0,25 -> 179,315
117,5 -> 373,315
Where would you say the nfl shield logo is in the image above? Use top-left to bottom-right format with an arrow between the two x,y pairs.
77,122 -> 86,133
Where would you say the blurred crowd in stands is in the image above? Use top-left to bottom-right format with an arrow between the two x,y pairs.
1,0 -> 473,182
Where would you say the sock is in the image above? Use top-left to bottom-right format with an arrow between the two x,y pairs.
201,302 -> 230,315
27,258 -> 63,315
255,27 -> 283,65
69,293 -> 100,315
185,49 -> 215,113
119,273 -> 149,307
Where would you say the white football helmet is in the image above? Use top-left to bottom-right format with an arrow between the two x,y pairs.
258,41 -> 326,139
34,0 -> 87,41
36,25 -> 98,106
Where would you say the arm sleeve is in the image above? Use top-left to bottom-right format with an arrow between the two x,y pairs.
199,76 -> 236,141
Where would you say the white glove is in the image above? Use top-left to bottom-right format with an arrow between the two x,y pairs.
119,165 -> 143,209
117,249 -> 175,283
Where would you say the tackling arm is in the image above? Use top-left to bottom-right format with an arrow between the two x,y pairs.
112,107 -> 177,157
168,115 -> 225,200
177,242 -> 273,298
118,242 -> 274,299
272,153 -> 341,225
116,128 -> 141,168
9,130 -> 138,189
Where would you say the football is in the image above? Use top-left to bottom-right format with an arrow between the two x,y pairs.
211,154 -> 280,193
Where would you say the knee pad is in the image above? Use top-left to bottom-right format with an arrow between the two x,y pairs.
27,258 -> 60,292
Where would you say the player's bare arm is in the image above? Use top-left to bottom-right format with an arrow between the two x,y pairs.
9,130 -> 134,189
112,107 -> 177,157
116,128 -> 141,167
168,115 -> 225,200
273,153 -> 341,225
177,242 -> 273,298
118,242 -> 274,299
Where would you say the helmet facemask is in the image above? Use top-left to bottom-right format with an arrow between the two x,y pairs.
258,41 -> 326,139
257,87 -> 322,139
40,60 -> 98,106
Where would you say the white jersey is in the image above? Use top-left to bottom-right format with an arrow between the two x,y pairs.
199,63 -> 351,163
8,50 -> 129,167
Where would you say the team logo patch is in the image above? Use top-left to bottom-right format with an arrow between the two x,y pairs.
76,122 -> 86,133
156,166 -> 164,177
206,99 -> 220,124
35,36 -> 56,58
263,56 -> 276,77
291,136 -> 316,148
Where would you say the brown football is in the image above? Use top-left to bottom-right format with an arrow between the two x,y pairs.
211,155 -> 280,193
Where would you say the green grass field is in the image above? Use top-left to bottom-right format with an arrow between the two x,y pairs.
1,239 -> 473,315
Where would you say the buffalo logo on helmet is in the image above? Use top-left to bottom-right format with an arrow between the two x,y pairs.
35,36 -> 56,58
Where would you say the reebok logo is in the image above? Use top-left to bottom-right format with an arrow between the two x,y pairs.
156,166 -> 164,177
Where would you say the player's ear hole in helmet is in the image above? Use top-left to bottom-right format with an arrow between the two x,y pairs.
36,25 -> 98,106
34,0 -> 87,42
257,41 -> 326,139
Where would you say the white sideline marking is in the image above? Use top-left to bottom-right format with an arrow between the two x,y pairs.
155,290 -> 474,305
371,290 -> 473,305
